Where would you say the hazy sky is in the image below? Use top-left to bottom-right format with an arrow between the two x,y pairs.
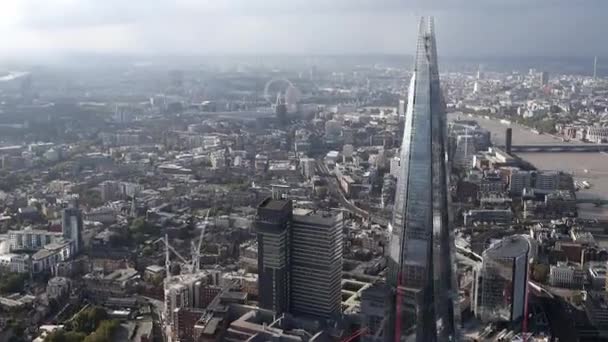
0,0 -> 606,58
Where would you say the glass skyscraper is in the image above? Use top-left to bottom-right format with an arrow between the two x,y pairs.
385,17 -> 458,342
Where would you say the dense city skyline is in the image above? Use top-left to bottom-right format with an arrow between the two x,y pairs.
2,4 -> 608,342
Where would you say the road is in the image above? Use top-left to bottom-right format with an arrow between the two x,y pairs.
315,160 -> 389,226
141,296 -> 166,341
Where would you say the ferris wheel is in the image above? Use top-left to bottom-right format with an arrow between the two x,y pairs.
263,78 -> 299,104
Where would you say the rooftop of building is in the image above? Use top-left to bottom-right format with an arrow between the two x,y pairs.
258,198 -> 290,211
164,271 -> 215,288
85,267 -> 139,282
145,265 -> 164,274
8,228 -> 63,235
48,276 -> 71,285
484,235 -> 530,259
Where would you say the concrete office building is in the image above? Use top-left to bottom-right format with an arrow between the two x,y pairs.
8,229 -> 63,251
299,158 -> 316,180
549,262 -> 585,289
361,284 -> 390,342
509,170 -> 532,196
255,198 -> 292,314
535,171 -> 560,192
255,198 -> 344,321
291,210 -> 343,319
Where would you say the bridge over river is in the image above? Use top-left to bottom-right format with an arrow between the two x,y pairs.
511,144 -> 608,152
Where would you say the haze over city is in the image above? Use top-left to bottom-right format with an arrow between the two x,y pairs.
0,0 -> 607,58
1,2 -> 608,342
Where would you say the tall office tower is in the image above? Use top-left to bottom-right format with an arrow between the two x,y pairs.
275,93 -> 288,125
476,64 -> 483,80
398,99 -> 406,118
474,236 -> 530,323
255,198 -> 292,314
385,17 -> 457,342
361,284 -> 391,342
453,134 -> 476,169
299,158 -> 316,179
290,211 -> 343,319
310,65 -> 317,82
62,205 -> 83,254
539,71 -> 549,86
505,128 -> 513,155
594,56 -> 598,80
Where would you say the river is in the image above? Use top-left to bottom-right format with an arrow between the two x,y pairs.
449,113 -> 608,220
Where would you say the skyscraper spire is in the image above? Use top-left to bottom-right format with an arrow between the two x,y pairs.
385,16 -> 457,342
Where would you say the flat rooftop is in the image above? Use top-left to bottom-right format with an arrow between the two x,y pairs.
259,198 -> 290,211
485,236 -> 530,259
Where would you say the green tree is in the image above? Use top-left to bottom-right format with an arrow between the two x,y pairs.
7,320 -> 26,342
531,263 -> 549,283
70,307 -> 108,334
572,292 -> 585,306
80,189 -> 103,207
83,320 -> 120,342
44,330 -> 87,342
129,217 -> 155,235
0,272 -> 26,294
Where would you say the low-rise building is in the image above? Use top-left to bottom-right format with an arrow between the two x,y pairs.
32,240 -> 73,274
549,262 -> 585,289
84,268 -> 139,302
463,209 -> 513,225
585,291 -> 608,330
8,228 -> 64,251
586,262 -> 608,290
144,265 -> 166,283
221,272 -> 258,297
47,277 -> 71,301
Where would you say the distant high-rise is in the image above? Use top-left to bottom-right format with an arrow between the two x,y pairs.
285,85 -> 300,113
476,64 -> 484,80
275,93 -> 288,125
255,198 -> 292,314
594,56 -> 598,80
299,158 -> 316,179
386,17 -> 458,341
506,128 -> 513,155
309,65 -> 317,82
291,211 -> 343,319
398,99 -> 406,118
540,71 -> 549,86
62,205 -> 83,254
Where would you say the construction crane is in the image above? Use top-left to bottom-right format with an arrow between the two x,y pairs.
191,209 -> 211,273
158,208 -> 212,275
158,235 -> 190,265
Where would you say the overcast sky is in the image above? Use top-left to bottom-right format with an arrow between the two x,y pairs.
0,0 -> 606,58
